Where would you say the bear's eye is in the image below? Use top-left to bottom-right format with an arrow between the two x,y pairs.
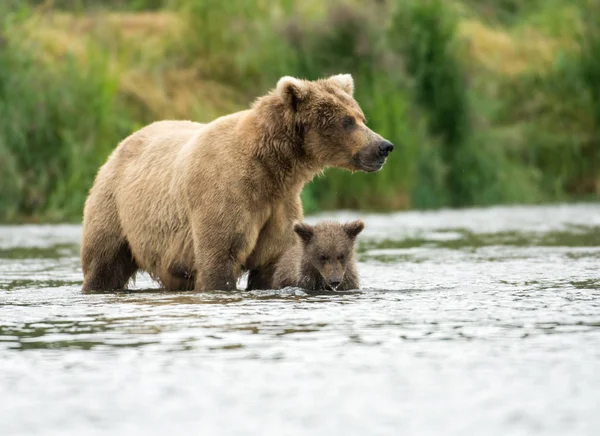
342,116 -> 355,129
319,255 -> 329,262
338,254 -> 345,261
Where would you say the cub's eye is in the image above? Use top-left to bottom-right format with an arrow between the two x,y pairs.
342,116 -> 355,129
337,254 -> 345,261
319,255 -> 329,262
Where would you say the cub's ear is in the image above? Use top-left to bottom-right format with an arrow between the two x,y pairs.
293,222 -> 314,244
328,73 -> 354,96
276,76 -> 307,112
343,219 -> 365,240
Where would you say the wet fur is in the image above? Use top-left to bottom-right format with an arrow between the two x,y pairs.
272,220 -> 364,291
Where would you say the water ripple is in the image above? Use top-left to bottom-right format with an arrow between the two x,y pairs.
1,204 -> 600,436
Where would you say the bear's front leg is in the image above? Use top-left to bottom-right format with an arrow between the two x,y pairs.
189,209 -> 255,291
245,198 -> 303,290
195,261 -> 238,291
192,233 -> 246,291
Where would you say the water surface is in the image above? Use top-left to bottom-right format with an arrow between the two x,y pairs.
1,204 -> 600,436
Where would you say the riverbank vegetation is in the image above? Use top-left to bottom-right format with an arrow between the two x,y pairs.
1,0 -> 598,222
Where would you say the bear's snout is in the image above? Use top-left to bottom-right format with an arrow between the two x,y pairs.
352,136 -> 393,173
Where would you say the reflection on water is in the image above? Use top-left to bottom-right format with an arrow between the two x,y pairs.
1,204 -> 600,436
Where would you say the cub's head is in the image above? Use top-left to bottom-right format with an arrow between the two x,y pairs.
272,74 -> 394,172
293,219 -> 365,290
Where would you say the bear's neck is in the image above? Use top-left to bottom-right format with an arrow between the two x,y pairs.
248,102 -> 321,195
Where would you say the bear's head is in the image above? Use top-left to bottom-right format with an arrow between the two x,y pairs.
274,74 -> 394,172
293,219 -> 365,290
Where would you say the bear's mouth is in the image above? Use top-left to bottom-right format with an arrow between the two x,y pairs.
356,158 -> 386,173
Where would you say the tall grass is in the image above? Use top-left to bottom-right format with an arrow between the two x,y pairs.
579,1 -> 600,183
0,0 -> 598,222
0,6 -> 132,221
390,0 -> 472,207
495,0 -> 600,199
24,0 -> 167,11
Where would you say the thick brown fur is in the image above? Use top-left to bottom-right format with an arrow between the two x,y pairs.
272,220 -> 365,291
80,74 -> 392,292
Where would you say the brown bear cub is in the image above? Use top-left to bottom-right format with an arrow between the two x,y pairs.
272,220 -> 365,291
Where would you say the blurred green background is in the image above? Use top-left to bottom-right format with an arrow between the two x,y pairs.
1,0 -> 599,222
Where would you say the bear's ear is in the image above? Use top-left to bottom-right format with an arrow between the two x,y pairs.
343,219 -> 365,240
293,222 -> 314,244
277,76 -> 307,112
328,74 -> 354,96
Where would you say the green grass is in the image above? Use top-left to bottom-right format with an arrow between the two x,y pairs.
0,5 -> 133,221
0,0 -> 598,222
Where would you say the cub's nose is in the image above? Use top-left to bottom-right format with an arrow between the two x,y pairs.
378,140 -> 394,157
329,279 -> 341,288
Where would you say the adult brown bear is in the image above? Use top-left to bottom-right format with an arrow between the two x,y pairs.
80,74 -> 393,292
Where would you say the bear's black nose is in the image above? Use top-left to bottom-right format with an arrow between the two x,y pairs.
378,140 -> 394,157
329,279 -> 341,288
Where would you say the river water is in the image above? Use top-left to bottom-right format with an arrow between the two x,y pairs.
1,204 -> 599,436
